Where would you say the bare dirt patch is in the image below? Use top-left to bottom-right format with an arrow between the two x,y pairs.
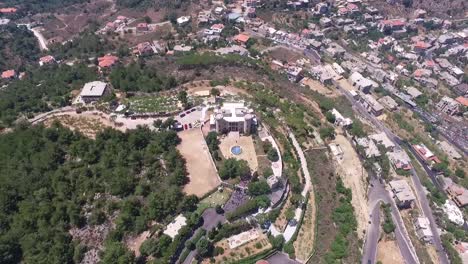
266,46 -> 304,63
301,78 -> 339,98
377,239 -> 404,264
43,112 -> 123,138
332,134 -> 369,239
178,129 -> 220,197
126,230 -> 150,257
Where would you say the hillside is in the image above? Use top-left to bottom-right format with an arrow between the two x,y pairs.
369,0 -> 467,19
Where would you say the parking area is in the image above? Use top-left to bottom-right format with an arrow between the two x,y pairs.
174,107 -> 203,130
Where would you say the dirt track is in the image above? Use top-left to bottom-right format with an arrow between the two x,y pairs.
178,129 -> 220,197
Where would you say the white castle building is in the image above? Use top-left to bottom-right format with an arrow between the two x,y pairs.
210,102 -> 256,135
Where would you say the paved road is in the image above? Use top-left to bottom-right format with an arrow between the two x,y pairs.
336,85 -> 449,264
364,177 -> 419,264
362,200 -> 381,264
181,208 -> 226,264
266,252 -> 300,264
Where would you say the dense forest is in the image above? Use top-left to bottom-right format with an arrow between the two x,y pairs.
109,62 -> 178,93
49,30 -> 115,60
0,64 -> 97,126
0,123 -> 195,263
0,24 -> 41,72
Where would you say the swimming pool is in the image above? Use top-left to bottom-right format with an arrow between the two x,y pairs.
231,146 -> 242,155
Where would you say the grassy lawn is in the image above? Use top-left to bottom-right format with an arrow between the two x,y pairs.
125,96 -> 180,113
195,189 -> 233,215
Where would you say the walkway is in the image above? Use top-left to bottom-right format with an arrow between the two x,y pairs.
268,131 -> 311,242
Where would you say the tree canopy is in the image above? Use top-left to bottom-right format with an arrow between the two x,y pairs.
0,123 -> 190,263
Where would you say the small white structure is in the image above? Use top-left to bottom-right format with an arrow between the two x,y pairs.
330,143 -> 344,160
331,109 -> 353,127
389,180 -> 416,209
163,214 -> 187,239
177,16 -> 191,25
369,132 -> 395,151
414,217 -> 433,243
227,229 -> 260,249
442,200 -> 464,226
78,81 -> 109,104
354,137 -> 381,158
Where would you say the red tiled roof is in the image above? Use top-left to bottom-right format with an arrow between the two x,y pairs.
381,19 -> 406,27
234,33 -> 250,43
1,69 -> 16,79
455,96 -> 468,107
347,3 -> 359,10
39,55 -> 55,63
211,24 -> 225,30
414,41 -> 430,49
0,7 -> 17,13
98,55 -> 118,68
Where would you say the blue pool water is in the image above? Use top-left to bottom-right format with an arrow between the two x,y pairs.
231,146 -> 242,155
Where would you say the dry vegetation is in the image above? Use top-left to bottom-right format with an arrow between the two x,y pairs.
293,190 -> 317,262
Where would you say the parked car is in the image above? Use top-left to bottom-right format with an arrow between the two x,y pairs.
190,108 -> 196,112
184,124 -> 188,130
189,123 -> 192,129
180,113 -> 186,118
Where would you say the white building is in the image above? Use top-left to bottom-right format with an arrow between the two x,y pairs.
442,200 -> 464,226
349,72 -> 377,93
163,214 -> 187,239
78,81 -> 109,104
414,217 -> 433,244
331,108 -> 353,127
212,102 -> 256,135
177,16 -> 191,25
389,180 -> 416,209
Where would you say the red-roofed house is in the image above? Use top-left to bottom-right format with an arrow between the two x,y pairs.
98,55 -> 119,69
39,55 -> 56,66
136,23 -> 148,32
413,68 -> 431,78
0,7 -> 17,13
379,19 -> 406,31
346,3 -> 359,12
233,33 -> 250,46
414,41 -> 431,53
210,24 -> 225,34
338,7 -> 349,16
106,22 -> 117,30
413,144 -> 441,167
1,69 -> 16,80
135,42 -> 154,56
455,96 -> 468,107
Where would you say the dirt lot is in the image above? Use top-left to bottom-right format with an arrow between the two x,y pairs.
293,190 -> 316,262
301,78 -> 339,98
219,133 -> 258,172
43,112 -> 123,138
177,129 -> 220,197
126,230 -> 150,257
207,231 -> 271,263
337,78 -> 356,92
265,46 -> 304,63
36,0 -> 117,41
184,80 -> 250,97
377,239 -> 404,264
332,134 -> 369,239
